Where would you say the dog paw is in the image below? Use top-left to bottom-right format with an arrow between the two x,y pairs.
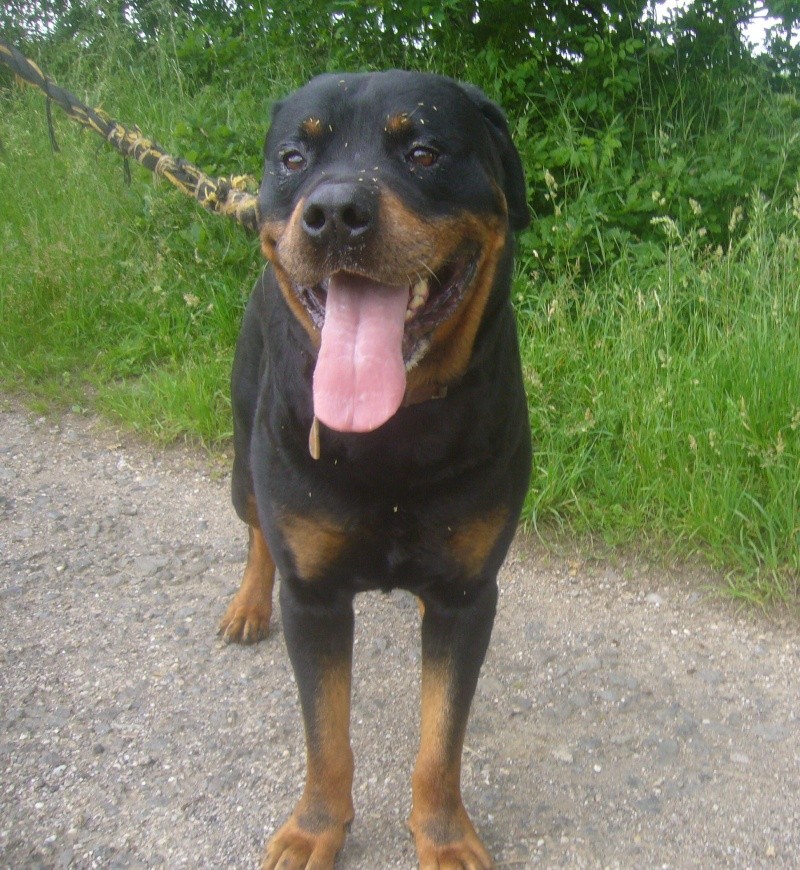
416,841 -> 494,870
261,814 -> 348,870
218,594 -> 271,644
409,805 -> 494,870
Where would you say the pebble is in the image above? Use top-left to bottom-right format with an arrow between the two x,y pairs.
753,723 -> 790,743
552,746 -> 574,764
574,655 -> 602,675
131,555 -> 170,577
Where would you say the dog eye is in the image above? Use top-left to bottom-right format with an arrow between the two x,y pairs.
407,146 -> 439,169
281,149 -> 307,172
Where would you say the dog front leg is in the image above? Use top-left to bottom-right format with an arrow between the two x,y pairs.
408,580 -> 498,870
263,579 -> 355,870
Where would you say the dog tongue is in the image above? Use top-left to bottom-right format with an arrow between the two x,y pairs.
313,273 -> 408,432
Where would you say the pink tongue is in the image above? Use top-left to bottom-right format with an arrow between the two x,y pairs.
313,273 -> 408,432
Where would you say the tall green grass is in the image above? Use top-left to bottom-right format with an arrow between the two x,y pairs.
517,194 -> 800,598
0,83 -> 262,444
1,29 -> 798,602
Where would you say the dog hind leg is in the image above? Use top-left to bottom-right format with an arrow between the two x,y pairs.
219,505 -> 275,644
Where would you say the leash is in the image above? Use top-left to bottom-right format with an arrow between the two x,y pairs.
0,38 -> 261,233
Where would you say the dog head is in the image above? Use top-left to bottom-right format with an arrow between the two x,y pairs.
258,71 -> 528,433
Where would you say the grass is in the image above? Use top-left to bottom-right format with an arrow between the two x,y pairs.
0,85 -> 262,445
516,201 -> 800,597
1,38 -> 798,604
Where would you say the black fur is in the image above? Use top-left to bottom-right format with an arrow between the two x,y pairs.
229,70 -> 531,867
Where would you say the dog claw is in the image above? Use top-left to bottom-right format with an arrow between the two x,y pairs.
262,810 -> 350,870
218,602 -> 271,645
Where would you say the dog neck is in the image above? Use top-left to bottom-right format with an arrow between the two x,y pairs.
402,382 -> 448,407
307,382 -> 449,460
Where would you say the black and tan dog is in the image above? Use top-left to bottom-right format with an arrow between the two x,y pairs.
219,71 -> 531,869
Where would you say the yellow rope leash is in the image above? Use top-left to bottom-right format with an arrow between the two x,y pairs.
0,38 -> 261,233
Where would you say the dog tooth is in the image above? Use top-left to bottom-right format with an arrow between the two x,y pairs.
411,279 -> 428,300
405,279 -> 429,323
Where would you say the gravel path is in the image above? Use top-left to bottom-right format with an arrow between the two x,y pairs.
1,400 -> 798,869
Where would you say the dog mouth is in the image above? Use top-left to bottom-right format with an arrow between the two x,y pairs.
290,247 -> 479,434
294,247 -> 478,360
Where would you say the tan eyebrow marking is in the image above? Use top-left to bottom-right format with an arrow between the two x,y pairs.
300,117 -> 325,137
385,112 -> 413,135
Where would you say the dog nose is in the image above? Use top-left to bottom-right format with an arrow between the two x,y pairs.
301,182 -> 377,246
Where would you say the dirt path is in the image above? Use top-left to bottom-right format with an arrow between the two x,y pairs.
1,400 -> 798,869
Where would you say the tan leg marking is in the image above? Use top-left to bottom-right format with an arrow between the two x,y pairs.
409,660 -> 494,870
263,666 -> 354,870
219,522 -> 275,644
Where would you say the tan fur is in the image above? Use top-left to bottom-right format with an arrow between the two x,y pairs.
279,512 -> 349,581
219,510 -> 275,644
448,507 -> 509,579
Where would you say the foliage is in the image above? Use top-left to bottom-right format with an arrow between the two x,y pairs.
4,1 -> 798,274
1,1 -> 799,598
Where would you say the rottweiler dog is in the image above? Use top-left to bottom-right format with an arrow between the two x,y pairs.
219,70 -> 531,869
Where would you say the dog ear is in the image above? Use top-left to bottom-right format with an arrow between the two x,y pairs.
460,84 -> 530,232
